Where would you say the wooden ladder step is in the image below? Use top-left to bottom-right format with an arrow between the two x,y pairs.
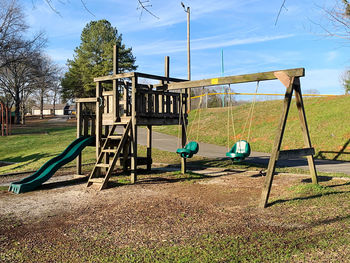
114,117 -> 131,125
95,163 -> 110,168
88,178 -> 105,184
108,135 -> 122,140
102,149 -> 118,153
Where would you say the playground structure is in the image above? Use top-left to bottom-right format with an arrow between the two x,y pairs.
0,100 -> 11,136
76,48 -> 318,208
9,46 -> 319,208
77,49 -> 188,190
165,67 -> 319,208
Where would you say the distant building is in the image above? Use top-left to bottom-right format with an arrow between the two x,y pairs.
32,104 -> 69,116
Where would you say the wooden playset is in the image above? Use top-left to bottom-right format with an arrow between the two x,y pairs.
75,47 -> 188,190
74,47 -> 319,208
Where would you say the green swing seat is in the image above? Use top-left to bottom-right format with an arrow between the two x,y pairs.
226,140 -> 251,162
176,141 -> 199,159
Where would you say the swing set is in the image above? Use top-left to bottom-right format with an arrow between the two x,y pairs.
176,81 -> 260,163
170,68 -> 318,208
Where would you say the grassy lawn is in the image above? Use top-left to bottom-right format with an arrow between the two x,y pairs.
154,95 -> 350,161
1,170 -> 350,262
0,117 -> 204,175
1,117 -> 350,262
0,119 -> 95,174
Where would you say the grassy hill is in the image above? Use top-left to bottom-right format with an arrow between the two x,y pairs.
154,95 -> 350,161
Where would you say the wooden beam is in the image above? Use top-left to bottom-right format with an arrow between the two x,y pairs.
131,76 -> 137,183
147,125 -> 152,171
94,72 -> 135,82
113,46 -> 119,122
293,79 -> 318,184
167,68 -> 305,90
135,72 -> 186,82
102,91 -> 114,96
75,98 -> 97,103
165,56 -> 169,83
96,82 -> 103,160
274,71 -> 293,88
278,148 -> 315,160
76,102 -> 82,175
94,72 -> 187,83
260,77 -> 295,208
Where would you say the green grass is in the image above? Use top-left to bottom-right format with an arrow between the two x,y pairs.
289,183 -> 335,196
0,125 -> 96,174
0,119 -> 205,175
2,208 -> 350,262
154,95 -> 350,161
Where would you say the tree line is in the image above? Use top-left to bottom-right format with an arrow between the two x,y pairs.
0,0 -> 137,125
0,0 -> 62,124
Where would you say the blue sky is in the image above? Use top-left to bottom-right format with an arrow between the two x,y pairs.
20,0 -> 349,95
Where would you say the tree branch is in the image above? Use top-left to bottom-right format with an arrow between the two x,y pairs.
275,0 -> 287,26
137,0 -> 159,19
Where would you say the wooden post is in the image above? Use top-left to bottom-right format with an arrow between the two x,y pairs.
165,56 -> 169,82
206,90 -> 208,108
83,116 -> 89,136
147,125 -> 152,171
181,120 -> 187,174
293,78 -> 318,184
186,6 -> 191,112
130,76 -> 137,183
113,45 -> 119,121
76,102 -> 82,175
260,76 -> 295,208
96,82 -> 102,160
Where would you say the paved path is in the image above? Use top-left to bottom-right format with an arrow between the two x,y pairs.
137,128 -> 350,175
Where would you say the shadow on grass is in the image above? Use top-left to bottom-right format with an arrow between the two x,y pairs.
315,139 -> 350,161
3,152 -> 59,172
103,164 -> 249,189
11,124 -> 75,136
268,190 -> 349,207
301,176 -> 333,183
326,180 -> 350,188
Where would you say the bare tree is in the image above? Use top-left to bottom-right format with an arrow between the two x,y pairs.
320,0 -> 350,40
341,70 -> 350,94
0,0 -> 27,69
0,48 -> 39,124
0,0 -> 46,69
32,54 -> 61,119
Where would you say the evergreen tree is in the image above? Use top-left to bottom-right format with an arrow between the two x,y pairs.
61,19 -> 137,100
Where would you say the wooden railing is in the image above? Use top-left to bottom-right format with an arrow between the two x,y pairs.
135,89 -> 187,118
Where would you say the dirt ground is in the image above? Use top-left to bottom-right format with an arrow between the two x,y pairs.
1,167 -> 349,262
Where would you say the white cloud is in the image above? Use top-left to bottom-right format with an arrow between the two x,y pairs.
133,34 -> 295,55
113,0 -> 260,32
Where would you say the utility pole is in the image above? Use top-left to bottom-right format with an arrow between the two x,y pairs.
181,2 -> 191,111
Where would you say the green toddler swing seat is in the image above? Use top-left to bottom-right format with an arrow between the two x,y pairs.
226,140 -> 251,162
176,141 -> 199,159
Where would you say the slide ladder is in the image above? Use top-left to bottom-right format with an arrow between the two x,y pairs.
87,118 -> 131,190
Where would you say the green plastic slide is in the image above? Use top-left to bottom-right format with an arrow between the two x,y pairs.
9,136 -> 95,194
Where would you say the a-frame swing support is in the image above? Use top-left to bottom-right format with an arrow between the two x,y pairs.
259,71 -> 318,208
166,67 -> 318,208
